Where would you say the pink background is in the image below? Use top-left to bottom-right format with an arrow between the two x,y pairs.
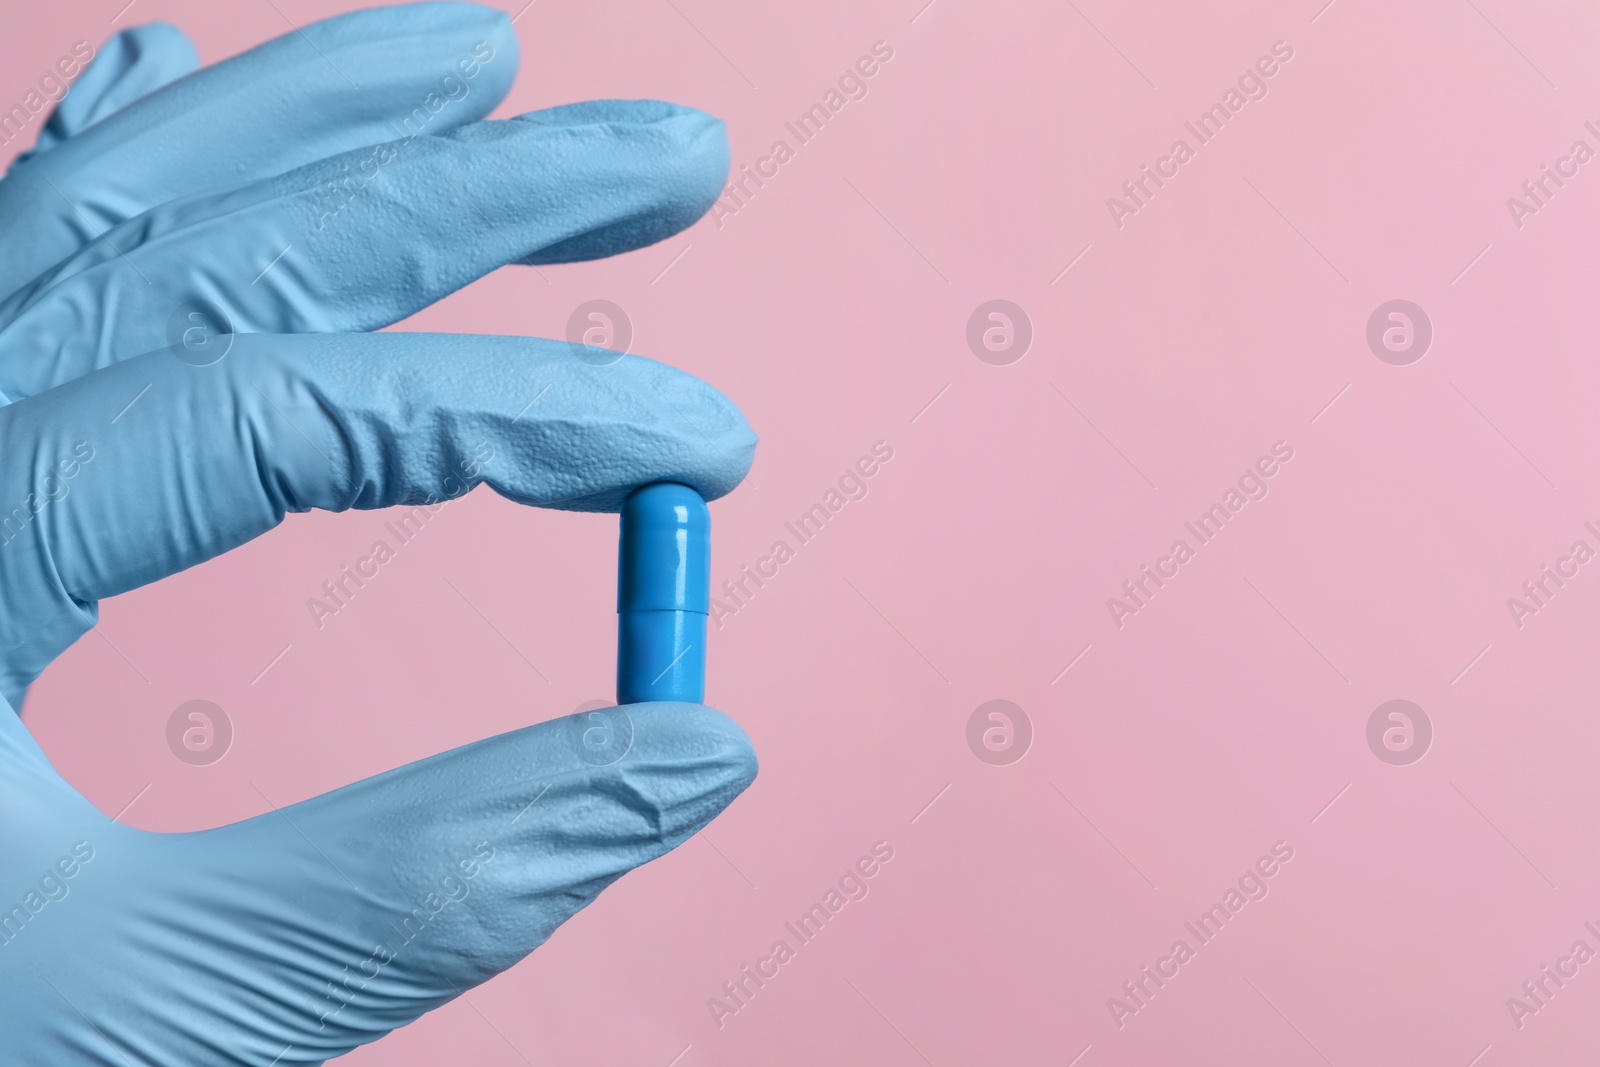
7,0 -> 1600,1062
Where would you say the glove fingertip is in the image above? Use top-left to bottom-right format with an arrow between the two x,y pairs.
514,101 -> 732,264
16,23 -> 199,165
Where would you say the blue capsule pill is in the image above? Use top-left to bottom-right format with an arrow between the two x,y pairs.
617,482 -> 710,704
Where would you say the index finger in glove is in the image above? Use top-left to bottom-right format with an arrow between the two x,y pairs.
0,332 -> 755,707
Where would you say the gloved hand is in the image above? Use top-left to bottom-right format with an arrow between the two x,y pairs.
0,5 -> 757,1064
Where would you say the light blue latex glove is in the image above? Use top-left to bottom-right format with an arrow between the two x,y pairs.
0,5 -> 758,1064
